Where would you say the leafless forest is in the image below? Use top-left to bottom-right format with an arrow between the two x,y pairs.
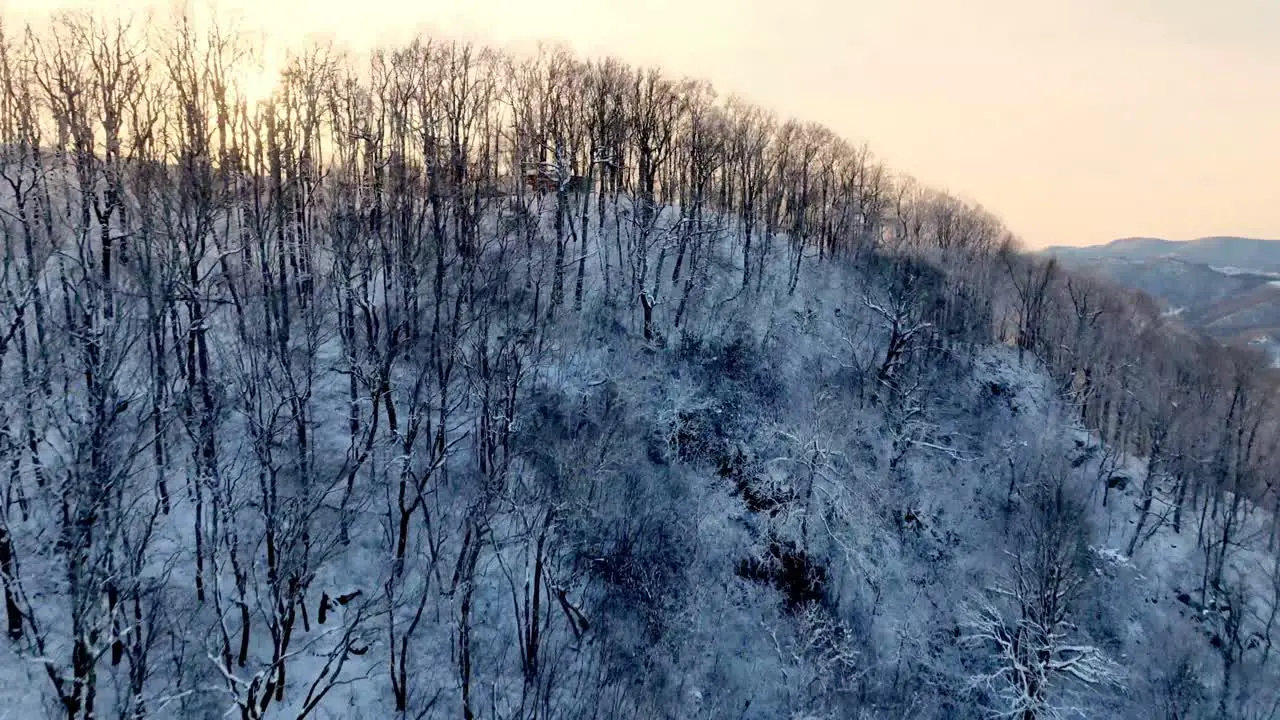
0,10 -> 1278,720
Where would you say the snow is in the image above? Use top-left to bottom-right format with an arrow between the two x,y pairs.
1,183 -> 1277,719
1211,265 -> 1280,279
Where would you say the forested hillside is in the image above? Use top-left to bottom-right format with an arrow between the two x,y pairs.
1,12 -> 1279,720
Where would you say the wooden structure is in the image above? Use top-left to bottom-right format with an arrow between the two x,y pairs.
523,168 -> 590,194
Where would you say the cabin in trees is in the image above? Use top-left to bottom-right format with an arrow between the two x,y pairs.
522,167 -> 590,194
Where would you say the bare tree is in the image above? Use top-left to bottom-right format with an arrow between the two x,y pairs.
722,96 -> 774,289
965,474 -> 1124,719
1001,249 -> 1058,361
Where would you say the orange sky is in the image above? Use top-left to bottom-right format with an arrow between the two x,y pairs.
6,0 -> 1279,248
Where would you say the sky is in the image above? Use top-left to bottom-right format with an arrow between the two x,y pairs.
5,0 -> 1279,248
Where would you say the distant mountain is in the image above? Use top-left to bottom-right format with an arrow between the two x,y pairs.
1044,236 -> 1280,272
1043,236 -> 1280,361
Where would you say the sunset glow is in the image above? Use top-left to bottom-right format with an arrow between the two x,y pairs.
5,0 -> 1278,247
238,47 -> 282,110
